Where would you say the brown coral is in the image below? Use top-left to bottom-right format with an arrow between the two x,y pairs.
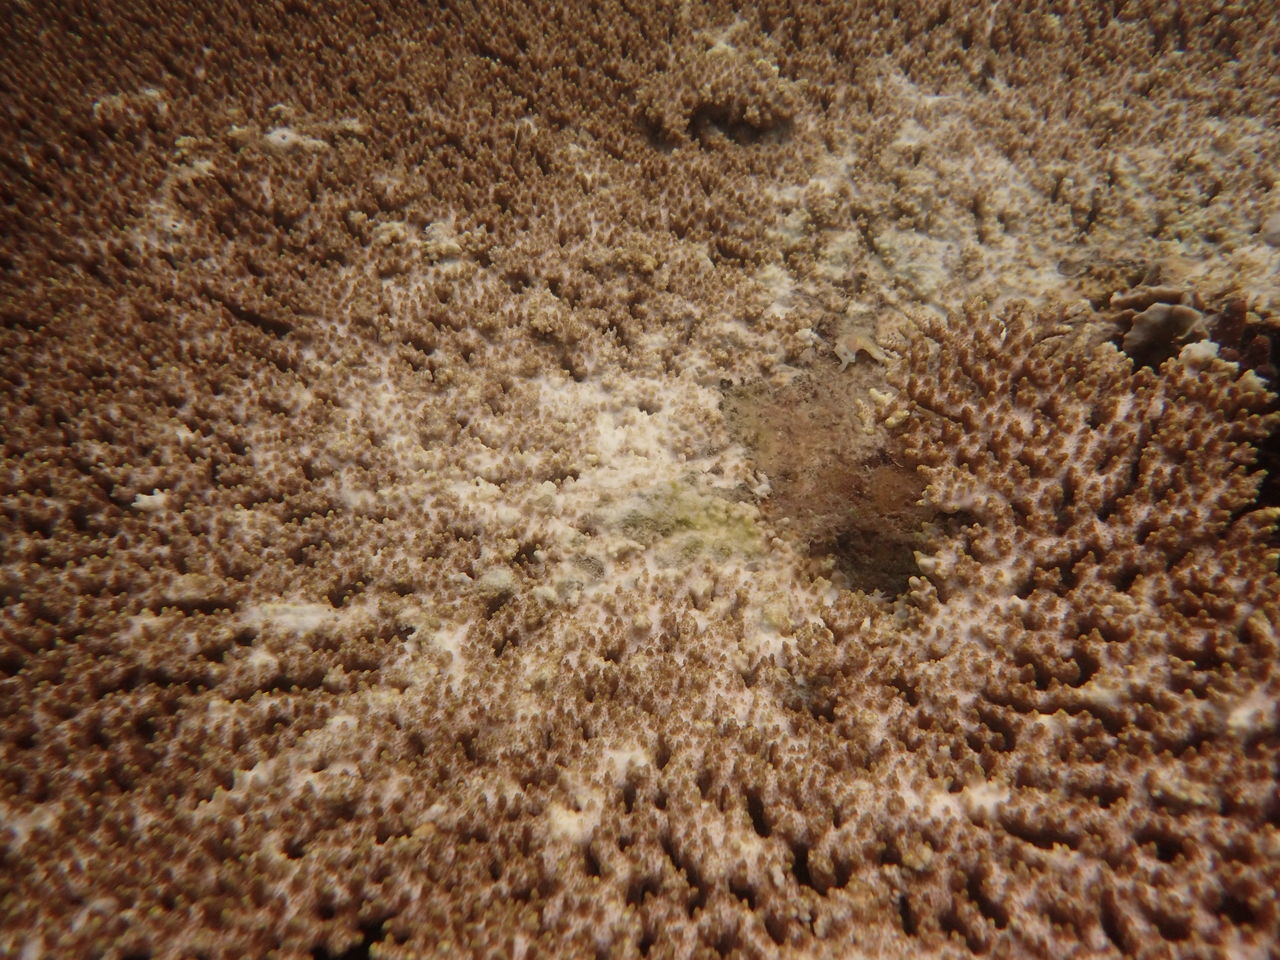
2,1 -> 1279,958
878,301 -> 1280,955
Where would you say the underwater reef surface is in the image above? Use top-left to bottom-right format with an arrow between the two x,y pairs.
2,2 -> 1279,957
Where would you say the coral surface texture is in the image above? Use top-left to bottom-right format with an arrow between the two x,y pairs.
2,2 -> 1279,958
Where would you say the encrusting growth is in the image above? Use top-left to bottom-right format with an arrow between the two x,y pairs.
2,0 -> 1279,958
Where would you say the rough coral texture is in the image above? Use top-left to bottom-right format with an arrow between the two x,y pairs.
2,1 -> 1279,958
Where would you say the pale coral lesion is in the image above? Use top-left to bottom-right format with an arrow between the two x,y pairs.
833,328 -> 891,370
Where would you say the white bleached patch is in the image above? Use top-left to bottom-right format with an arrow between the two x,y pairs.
264,126 -> 329,152
242,602 -> 335,634
131,490 -> 169,512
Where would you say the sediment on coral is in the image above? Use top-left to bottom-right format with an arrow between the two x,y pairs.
3,1 -> 1279,958
721,365 -> 931,596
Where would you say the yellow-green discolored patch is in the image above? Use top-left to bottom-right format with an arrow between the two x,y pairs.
613,481 -> 767,567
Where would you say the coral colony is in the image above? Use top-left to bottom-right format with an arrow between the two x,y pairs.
3,2 -> 1279,958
